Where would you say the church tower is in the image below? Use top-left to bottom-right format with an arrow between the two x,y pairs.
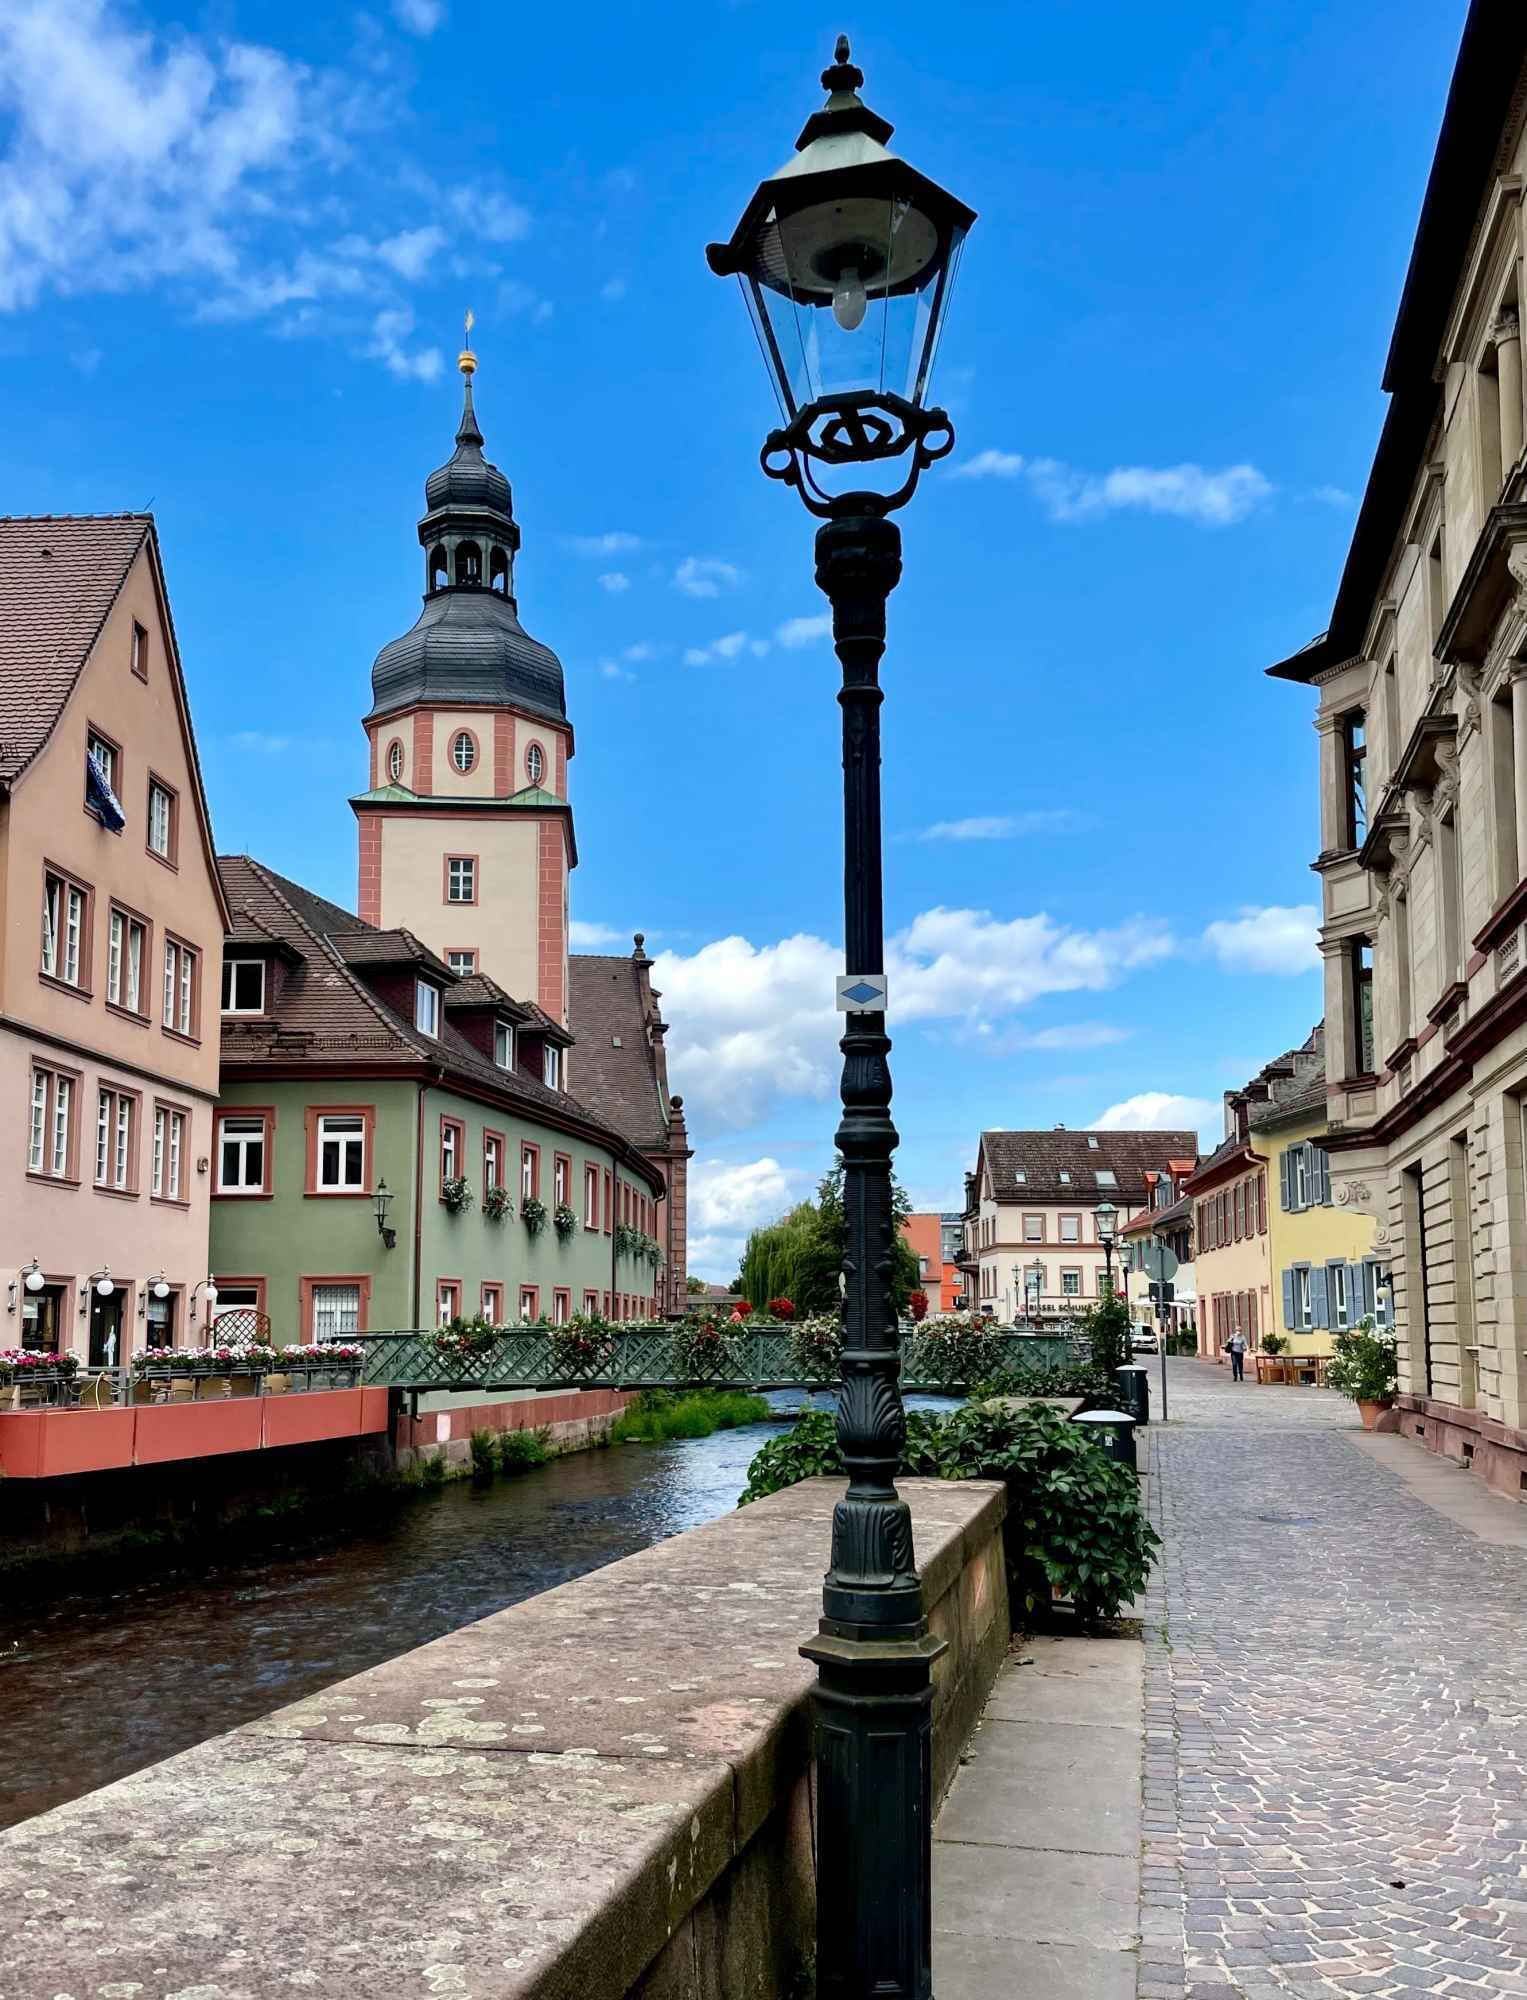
352,339 -> 573,1023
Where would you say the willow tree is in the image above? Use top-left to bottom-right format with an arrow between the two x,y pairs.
737,1166 -> 920,1316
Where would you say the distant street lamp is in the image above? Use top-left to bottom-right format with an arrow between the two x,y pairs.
1026,1258 -> 1044,1322
708,37 -> 975,1999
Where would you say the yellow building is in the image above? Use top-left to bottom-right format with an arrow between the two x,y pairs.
1189,1027 -> 1385,1361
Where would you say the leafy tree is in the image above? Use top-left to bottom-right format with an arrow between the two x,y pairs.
685,1275 -> 707,1296
736,1162 -> 920,1316
1080,1294 -> 1131,1383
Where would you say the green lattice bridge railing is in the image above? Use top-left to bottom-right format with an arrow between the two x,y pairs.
350,1326 -> 1088,1395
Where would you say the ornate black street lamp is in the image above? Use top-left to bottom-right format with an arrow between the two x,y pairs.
709,38 -> 974,2000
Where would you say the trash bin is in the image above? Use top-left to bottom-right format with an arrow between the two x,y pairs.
1071,1407 -> 1138,1473
1115,1363 -> 1150,1426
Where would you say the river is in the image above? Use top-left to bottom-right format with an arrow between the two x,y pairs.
0,1397 -> 939,1833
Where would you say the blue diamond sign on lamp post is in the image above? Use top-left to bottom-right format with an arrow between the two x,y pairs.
836,974 -> 889,1012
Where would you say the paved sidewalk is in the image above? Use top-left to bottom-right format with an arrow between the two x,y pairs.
1144,1356 -> 1527,2000
933,1632 -> 1144,1998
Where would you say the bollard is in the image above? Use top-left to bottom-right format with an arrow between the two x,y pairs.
1071,1407 -> 1138,1473
1115,1363 -> 1150,1427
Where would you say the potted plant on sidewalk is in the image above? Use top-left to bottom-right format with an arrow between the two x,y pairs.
1324,1317 -> 1398,1428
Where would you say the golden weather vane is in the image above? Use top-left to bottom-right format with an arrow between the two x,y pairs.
459,307 -> 476,376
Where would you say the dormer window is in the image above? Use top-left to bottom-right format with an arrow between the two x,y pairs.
543,1044 -> 560,1090
415,981 -> 440,1037
494,1021 -> 514,1069
222,958 -> 265,1015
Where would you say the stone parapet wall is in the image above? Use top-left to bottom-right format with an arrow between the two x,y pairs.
0,1475 -> 1009,1999
394,1386 -> 635,1470
1396,1390 -> 1527,1499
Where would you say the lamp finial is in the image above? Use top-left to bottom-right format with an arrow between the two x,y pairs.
822,34 -> 863,94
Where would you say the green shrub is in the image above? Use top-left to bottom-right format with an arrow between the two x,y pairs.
740,1401 -> 1157,1625
498,1426 -> 551,1472
1080,1295 -> 1132,1380
970,1361 -> 1109,1404
469,1429 -> 497,1483
1325,1318 -> 1398,1404
612,1389 -> 770,1443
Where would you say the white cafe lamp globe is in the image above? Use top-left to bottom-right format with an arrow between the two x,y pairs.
204,1281 -> 219,1317
24,1265 -> 45,1294
152,1279 -> 170,1301
95,1275 -> 114,1298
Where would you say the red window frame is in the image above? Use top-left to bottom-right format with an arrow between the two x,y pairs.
439,1115 -> 466,1196
483,1126 -> 506,1200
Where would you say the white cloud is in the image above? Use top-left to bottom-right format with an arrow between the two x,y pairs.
775,613 -> 832,648
622,643 -> 654,663
500,278 -> 552,323
469,191 -> 532,243
567,531 -> 642,556
684,630 -> 751,666
687,1156 -> 805,1278
1202,905 -> 1320,976
1311,484 -> 1354,509
375,224 -> 444,281
1024,1024 -> 1132,1050
674,555 -> 740,599
597,571 -> 630,593
912,810 -> 1081,843
1092,1092 -> 1219,1149
1025,458 -> 1272,526
598,660 -> 636,682
229,730 -> 290,753
952,449 -> 1025,480
655,908 -> 1176,1132
570,920 -> 628,947
365,306 -> 442,381
392,0 -> 443,32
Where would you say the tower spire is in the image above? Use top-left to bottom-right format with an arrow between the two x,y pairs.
456,309 -> 482,446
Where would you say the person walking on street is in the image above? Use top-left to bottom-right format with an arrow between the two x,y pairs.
1227,1329 -> 1247,1383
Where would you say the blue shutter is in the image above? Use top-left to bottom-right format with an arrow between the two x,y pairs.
1313,1148 -> 1331,1206
1309,1265 -> 1330,1329
1279,1148 -> 1293,1211
1347,1262 -> 1365,1327
1281,1268 -> 1296,1332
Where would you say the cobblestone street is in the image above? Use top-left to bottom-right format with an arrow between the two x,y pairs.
1143,1358 -> 1527,1999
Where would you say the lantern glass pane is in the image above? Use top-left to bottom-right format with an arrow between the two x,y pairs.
898,221 -> 965,406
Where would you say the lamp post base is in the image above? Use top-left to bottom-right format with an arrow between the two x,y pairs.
800,1628 -> 949,1999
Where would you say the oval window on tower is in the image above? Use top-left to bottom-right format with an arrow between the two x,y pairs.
452,731 -> 477,774
525,743 -> 544,785
387,740 -> 404,782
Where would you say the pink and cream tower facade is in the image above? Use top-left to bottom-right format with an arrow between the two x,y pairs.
353,343 -> 574,1026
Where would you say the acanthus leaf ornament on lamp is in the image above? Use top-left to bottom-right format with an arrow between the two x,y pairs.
708,37 -> 975,2000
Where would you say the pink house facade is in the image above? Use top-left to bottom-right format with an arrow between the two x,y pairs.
0,516 -> 230,1365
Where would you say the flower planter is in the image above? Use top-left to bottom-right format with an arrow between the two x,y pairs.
1357,1398 -> 1395,1430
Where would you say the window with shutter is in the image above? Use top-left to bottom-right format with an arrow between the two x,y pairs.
1281,1269 -> 1297,1331
1279,1148 -> 1293,1211
1312,1148 -> 1331,1206
1308,1264 -> 1330,1328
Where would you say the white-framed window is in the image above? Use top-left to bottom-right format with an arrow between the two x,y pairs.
312,1284 -> 361,1342
521,1145 -> 537,1200
130,621 -> 147,678
553,1290 -> 570,1325
1023,1215 -> 1043,1242
451,731 -> 476,773
1330,1260 -> 1350,1329
484,1131 -> 502,1188
554,1155 -> 569,1205
447,950 -> 476,976
1094,1168 -> 1117,1188
525,743 -> 545,784
162,939 -> 197,1036
42,871 -> 86,987
1086,1135 -> 1100,1149
446,857 -> 475,903
437,1282 -> 460,1324
387,739 -> 404,782
1060,1215 -> 1080,1244
583,1290 -> 600,1314
222,958 -> 265,1013
1061,1269 -> 1081,1297
317,1113 -> 365,1191
29,1065 -> 73,1179
87,729 -> 117,794
152,1106 -> 185,1200
108,908 -> 146,1011
147,781 -> 173,859
585,1164 -> 599,1227
1294,1266 -> 1312,1331
95,1087 -> 134,1191
1294,1149 -> 1309,1208
441,1120 -> 459,1181
415,982 -> 440,1037
543,1043 -> 560,1089
1058,1170 -> 1071,1185
1013,1169 -> 1026,1184
218,1115 -> 267,1193
494,1020 -> 513,1068
519,1287 -> 538,1320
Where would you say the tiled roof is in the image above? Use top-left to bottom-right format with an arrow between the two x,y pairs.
980,1128 -> 1200,1205
1246,1023 -> 1327,1131
444,972 -> 530,1021
568,952 -> 673,1154
330,927 -> 456,981
1123,1191 -> 1191,1235
0,515 -> 150,784
216,856 -> 662,1188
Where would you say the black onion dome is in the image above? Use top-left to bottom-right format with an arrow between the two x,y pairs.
423,376 -> 512,516
367,590 -> 567,727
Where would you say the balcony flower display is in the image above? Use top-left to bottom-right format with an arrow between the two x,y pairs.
788,1314 -> 843,1382
548,1312 -> 616,1378
131,1343 -> 281,1375
441,1175 -> 475,1215
0,1348 -> 79,1382
553,1201 -> 577,1240
429,1317 -> 499,1364
521,1195 -> 548,1238
907,1312 -> 1002,1388
279,1344 -> 365,1366
483,1184 -> 513,1222
768,1297 -> 796,1319
674,1317 -> 740,1379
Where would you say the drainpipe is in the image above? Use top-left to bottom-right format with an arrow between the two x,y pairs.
610,1162 -> 619,1315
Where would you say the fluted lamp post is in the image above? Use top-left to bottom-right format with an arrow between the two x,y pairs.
708,37 -> 975,2000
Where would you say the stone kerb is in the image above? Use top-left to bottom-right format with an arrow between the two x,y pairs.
0,1474 -> 1008,2000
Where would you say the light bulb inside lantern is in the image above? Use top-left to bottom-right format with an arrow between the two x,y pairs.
832,267 -> 867,331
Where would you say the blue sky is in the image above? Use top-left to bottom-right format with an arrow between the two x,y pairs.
0,0 -> 1467,1274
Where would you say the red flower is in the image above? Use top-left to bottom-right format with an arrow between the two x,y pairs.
909,1290 -> 930,1323
768,1298 -> 796,1319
